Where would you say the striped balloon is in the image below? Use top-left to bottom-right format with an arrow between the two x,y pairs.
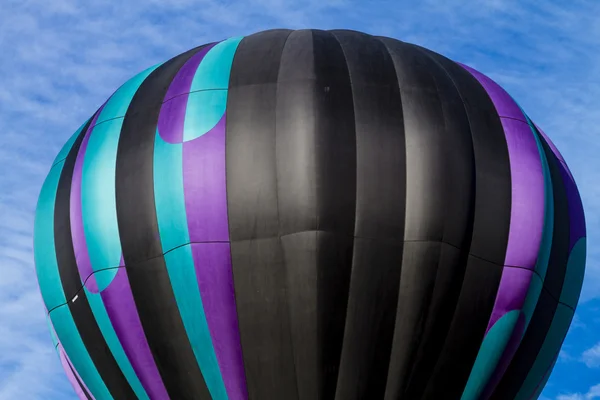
34,29 -> 586,400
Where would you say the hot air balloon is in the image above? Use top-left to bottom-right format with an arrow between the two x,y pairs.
34,29 -> 586,400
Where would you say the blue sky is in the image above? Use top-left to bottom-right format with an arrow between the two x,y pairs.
0,0 -> 598,399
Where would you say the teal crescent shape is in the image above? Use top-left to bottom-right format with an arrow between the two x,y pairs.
182,36 -> 243,142
461,310 -> 522,400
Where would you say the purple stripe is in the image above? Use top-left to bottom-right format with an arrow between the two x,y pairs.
192,243 -> 248,400
59,345 -> 92,400
459,63 -> 525,122
183,115 -> 229,242
70,107 -> 104,294
461,65 -> 545,334
496,118 -> 545,269
487,268 -> 534,326
101,266 -> 169,398
183,114 -> 247,397
461,64 -> 545,269
158,44 -> 216,144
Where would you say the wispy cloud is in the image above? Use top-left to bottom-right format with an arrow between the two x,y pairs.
582,343 -> 600,368
1,0 -> 599,398
557,383 -> 600,400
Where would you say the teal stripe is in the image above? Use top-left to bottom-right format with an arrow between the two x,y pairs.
81,65 -> 159,290
461,311 -> 522,400
521,273 -> 544,331
515,304 -> 574,400
97,65 -> 159,125
154,130 -> 228,399
49,305 -> 113,399
163,246 -> 228,399
560,238 -> 586,308
52,120 -> 89,166
81,119 -> 125,290
36,130 -> 111,399
190,37 -> 243,91
85,281 -> 150,400
75,65 -> 160,399
154,131 -> 189,251
35,162 -> 69,311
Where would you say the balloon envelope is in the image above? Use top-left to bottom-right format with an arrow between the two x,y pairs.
34,29 -> 586,400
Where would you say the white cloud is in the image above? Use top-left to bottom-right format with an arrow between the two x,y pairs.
558,383 -> 600,400
582,343 -> 600,368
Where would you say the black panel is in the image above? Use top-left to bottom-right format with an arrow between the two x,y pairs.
375,39 -> 477,399
226,29 -> 298,400
54,113 -> 137,399
327,30 -> 405,400
415,49 -> 512,399
489,128 -> 572,400
276,30 -> 356,399
115,45 -> 212,399
489,290 -> 559,400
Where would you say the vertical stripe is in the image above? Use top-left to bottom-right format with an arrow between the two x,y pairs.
47,309 -> 94,399
55,114 -> 139,399
183,117 -> 239,398
67,66 -> 168,399
35,124 -> 114,399
48,305 -> 113,399
457,65 -> 550,400
35,162 -> 76,312
274,29 -> 357,399
116,44 -> 214,399
60,345 -> 93,400
155,49 -> 230,398
71,107 -> 104,293
509,128 -> 586,398
95,267 -> 166,399
155,36 -> 246,399
515,304 -> 574,400
154,131 -> 188,251
226,29 -> 297,400
490,133 -> 571,400
183,115 -> 229,242
415,49 -> 510,400
192,243 -> 246,399
78,65 -> 158,291
375,38 -> 476,399
159,243 -> 228,399
81,119 -> 128,290
329,30 -> 405,400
